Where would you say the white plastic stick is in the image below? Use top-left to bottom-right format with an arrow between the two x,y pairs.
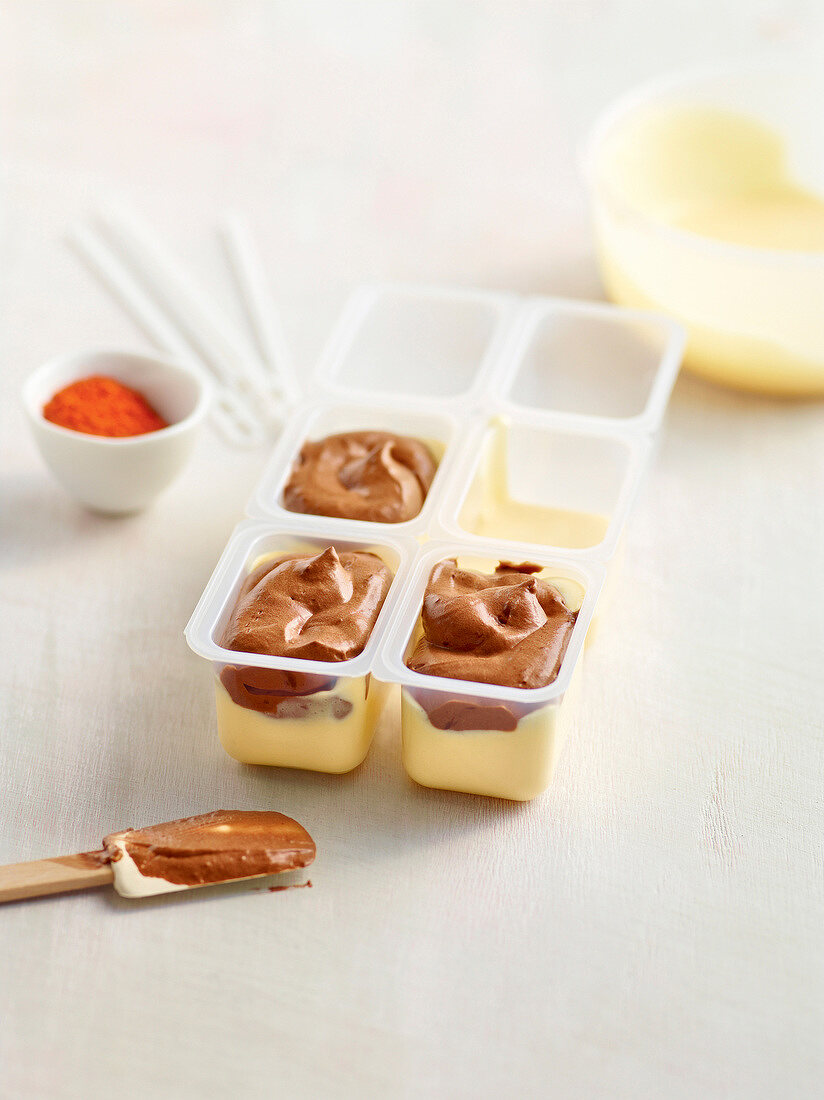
95,202 -> 286,425
220,211 -> 302,405
67,223 -> 267,448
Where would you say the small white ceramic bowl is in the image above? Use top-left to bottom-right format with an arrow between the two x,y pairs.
23,349 -> 210,514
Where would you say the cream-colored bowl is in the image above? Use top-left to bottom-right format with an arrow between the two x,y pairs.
584,64 -> 824,395
23,349 -> 210,514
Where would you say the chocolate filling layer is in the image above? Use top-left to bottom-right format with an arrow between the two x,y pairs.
407,689 -> 544,732
219,666 -> 353,719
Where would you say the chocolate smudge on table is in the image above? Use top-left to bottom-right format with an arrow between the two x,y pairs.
52,851 -> 110,870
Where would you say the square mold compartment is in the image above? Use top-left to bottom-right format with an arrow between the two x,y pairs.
373,541 -> 605,800
492,298 -> 685,432
247,399 -> 464,535
440,416 -> 649,559
185,521 -> 416,774
313,284 -> 519,406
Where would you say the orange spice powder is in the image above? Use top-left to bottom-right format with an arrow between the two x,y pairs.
43,375 -> 169,437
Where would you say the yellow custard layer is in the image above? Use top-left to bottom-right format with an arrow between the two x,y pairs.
603,105 -> 824,251
595,105 -> 824,394
459,422 -> 609,550
678,193 -> 824,251
466,502 -> 608,550
215,675 -> 388,773
401,659 -> 584,801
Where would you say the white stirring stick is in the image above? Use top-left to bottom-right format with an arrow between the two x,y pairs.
95,202 -> 286,425
219,211 -> 302,406
67,223 -> 267,448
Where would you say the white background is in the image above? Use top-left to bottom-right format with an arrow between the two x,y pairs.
2,3 -> 823,1097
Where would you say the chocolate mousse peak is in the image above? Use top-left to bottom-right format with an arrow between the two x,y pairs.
221,548 -> 392,663
338,440 -> 395,491
283,430 -> 438,524
295,546 -> 353,603
421,577 -> 548,655
407,558 -> 578,690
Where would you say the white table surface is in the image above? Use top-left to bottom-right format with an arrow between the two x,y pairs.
2,3 -> 823,1098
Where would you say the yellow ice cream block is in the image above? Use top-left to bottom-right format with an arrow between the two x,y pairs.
379,543 -> 602,800
185,522 -> 415,776
400,675 -> 578,802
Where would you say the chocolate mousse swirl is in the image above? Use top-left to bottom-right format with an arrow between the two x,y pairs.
221,547 -> 392,662
283,430 -> 438,524
406,559 -> 578,690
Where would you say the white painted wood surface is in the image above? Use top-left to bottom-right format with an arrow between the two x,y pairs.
1,3 -> 823,1097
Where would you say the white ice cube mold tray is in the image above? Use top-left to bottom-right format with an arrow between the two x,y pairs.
186,283 -> 684,799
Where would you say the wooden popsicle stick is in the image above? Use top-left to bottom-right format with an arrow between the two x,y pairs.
0,853 -> 114,904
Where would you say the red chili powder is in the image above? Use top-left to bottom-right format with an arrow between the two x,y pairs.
43,375 -> 169,437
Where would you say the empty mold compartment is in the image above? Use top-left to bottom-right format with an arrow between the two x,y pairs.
247,399 -> 463,534
493,298 -> 684,432
374,542 -> 604,800
313,284 -> 518,406
185,522 -> 414,773
443,416 -> 649,559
